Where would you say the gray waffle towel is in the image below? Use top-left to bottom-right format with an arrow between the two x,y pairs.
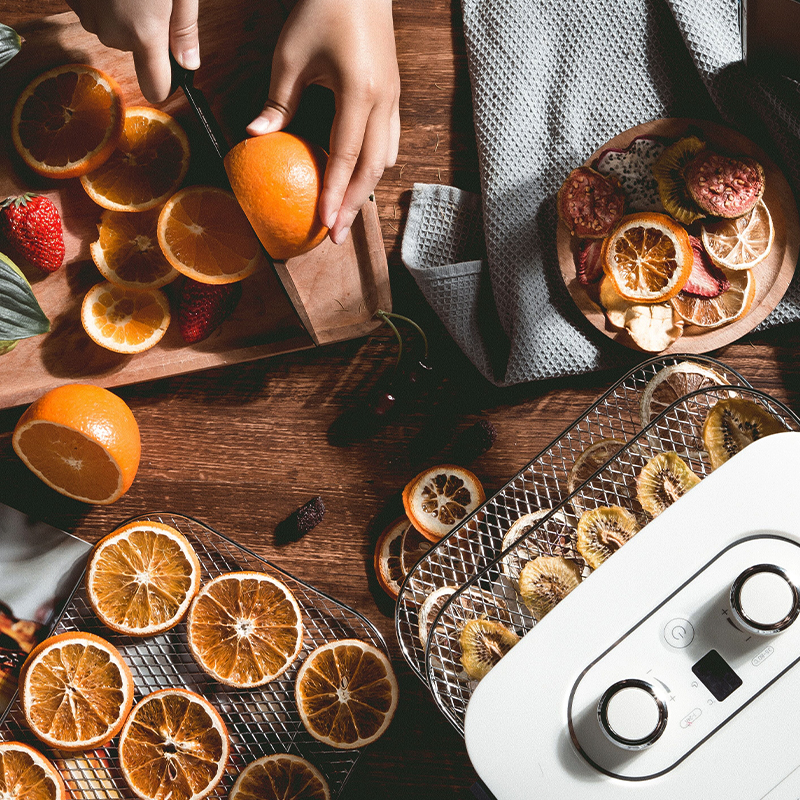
401,0 -> 800,385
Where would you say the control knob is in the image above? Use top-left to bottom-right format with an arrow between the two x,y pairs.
730,564 -> 800,635
597,679 -> 667,750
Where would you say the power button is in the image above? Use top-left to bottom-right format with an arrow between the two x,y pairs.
664,618 -> 695,648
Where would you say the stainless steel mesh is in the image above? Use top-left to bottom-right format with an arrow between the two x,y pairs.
0,512 -> 387,798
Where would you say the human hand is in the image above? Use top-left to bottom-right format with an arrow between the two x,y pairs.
247,0 -> 401,245
66,0 -> 201,103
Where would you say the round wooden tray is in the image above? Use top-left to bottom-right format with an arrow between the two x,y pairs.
557,118 -> 800,354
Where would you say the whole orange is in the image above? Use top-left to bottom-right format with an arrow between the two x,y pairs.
224,132 -> 328,261
12,383 -> 141,504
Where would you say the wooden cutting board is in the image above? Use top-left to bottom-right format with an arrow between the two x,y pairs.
0,5 -> 391,409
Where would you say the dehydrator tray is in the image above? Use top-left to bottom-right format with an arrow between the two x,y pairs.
0,512 -> 388,798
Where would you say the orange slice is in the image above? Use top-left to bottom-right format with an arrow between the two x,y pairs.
81,281 -> 170,354
86,521 -> 201,636
0,742 -> 66,800
157,186 -> 266,284
374,516 -> 408,599
671,269 -> 754,328
701,199 -> 774,271
91,209 -> 179,289
295,639 -> 399,749
19,631 -> 134,751
80,107 -> 190,212
230,754 -> 330,800
400,521 -> 432,574
187,571 -> 304,687
12,63 -> 124,179
119,688 -> 229,800
603,212 -> 693,303
402,465 -> 486,542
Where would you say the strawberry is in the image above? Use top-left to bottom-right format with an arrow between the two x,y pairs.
577,238 -> 604,285
176,278 -> 242,343
683,235 -> 730,298
0,193 -> 65,273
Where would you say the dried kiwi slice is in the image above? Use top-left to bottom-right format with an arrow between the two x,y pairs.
702,397 -> 785,470
417,585 -> 510,648
636,451 -> 701,517
518,555 -> 582,621
576,506 -> 640,568
652,135 -> 706,225
460,618 -> 520,680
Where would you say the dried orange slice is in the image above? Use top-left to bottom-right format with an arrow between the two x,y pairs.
400,522 -> 432,574
603,212 -> 693,303
12,63 -> 124,179
86,521 -> 201,636
295,639 -> 399,749
187,571 -> 303,687
671,269 -> 754,328
81,281 -> 170,354
20,631 -> 134,751
0,742 -> 65,800
157,186 -> 266,284
91,209 -> 179,289
230,754 -> 330,800
80,107 -> 190,212
374,516 -> 408,599
119,688 -> 229,800
701,199 -> 774,271
402,465 -> 486,542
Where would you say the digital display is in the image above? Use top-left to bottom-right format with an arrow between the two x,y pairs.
692,649 -> 743,702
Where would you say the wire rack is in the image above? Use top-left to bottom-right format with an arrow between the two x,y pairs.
0,512 -> 388,799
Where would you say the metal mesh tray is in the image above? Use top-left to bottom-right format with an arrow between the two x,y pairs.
0,512 -> 388,798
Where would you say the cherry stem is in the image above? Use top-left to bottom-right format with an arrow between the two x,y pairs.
376,310 -> 403,369
374,309 -> 429,360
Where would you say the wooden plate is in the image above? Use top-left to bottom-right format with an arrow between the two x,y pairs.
557,118 -> 800,354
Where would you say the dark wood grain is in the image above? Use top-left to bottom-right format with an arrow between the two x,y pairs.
1,3 -> 799,799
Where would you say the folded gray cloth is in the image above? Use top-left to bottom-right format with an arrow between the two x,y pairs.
401,0 -> 800,385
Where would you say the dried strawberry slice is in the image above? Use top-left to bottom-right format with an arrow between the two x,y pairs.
557,166 -> 626,239
577,239 -> 604,285
683,236 -> 730,298
684,150 -> 765,219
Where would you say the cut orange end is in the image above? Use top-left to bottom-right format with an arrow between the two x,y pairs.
157,186 -> 266,284
374,516 -> 409,599
87,521 -> 201,636
12,63 -> 124,179
91,208 -> 179,288
603,212 -> 693,303
187,571 -> 304,687
81,281 -> 170,354
12,383 -> 140,504
671,269 -> 754,328
230,754 -> 330,800
295,639 -> 399,749
20,632 -> 134,751
0,741 -> 66,800
81,107 -> 190,212
119,688 -> 229,800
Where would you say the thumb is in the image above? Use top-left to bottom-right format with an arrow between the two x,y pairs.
247,56 -> 304,136
170,0 -> 200,70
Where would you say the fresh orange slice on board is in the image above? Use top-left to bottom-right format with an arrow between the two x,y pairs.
374,516 -> 409,599
119,688 -> 229,800
187,571 -> 304,687
86,521 -> 201,636
229,754 -> 330,800
402,465 -> 486,542
157,186 -> 266,284
603,212 -> 693,303
12,383 -> 140,504
12,63 -> 124,179
91,209 -> 179,289
0,741 -> 66,800
671,269 -> 754,328
19,631 -> 134,751
81,107 -> 190,212
81,281 -> 171,354
295,639 -> 399,749
701,199 -> 774,271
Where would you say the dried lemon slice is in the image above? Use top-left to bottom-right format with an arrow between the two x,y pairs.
518,556 -> 582,620
400,523 -> 432,574
636,452 -> 701,517
701,199 -> 773,271
374,516 -> 408,600
568,439 -> 626,516
460,619 -> 519,680
500,509 -> 568,580
418,586 -> 456,647
576,506 -> 640,569
671,269 -> 754,328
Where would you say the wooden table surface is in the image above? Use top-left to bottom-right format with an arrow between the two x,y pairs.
1,3 -> 799,799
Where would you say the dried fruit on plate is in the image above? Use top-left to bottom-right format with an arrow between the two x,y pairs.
0,741 -> 65,800
0,194 -> 65,273
576,506 -> 640,569
557,166 -> 626,238
460,618 -> 519,680
684,149 -> 765,219
518,555 -> 582,620
671,268 -> 754,328
652,135 -> 706,225
624,302 -> 684,352
577,238 -> 605,285
701,199 -> 774,271
636,451 -> 701,517
568,438 -> 626,515
500,509 -> 567,581
683,235 -> 729,297
594,135 -> 666,212
230,754 -> 330,800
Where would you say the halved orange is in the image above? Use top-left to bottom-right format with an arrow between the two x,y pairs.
19,631 -> 134,751
0,742 -> 66,800
91,209 -> 179,289
12,63 -> 124,179
230,754 -> 330,800
80,107 -> 190,212
81,281 -> 171,354
603,212 -> 693,303
119,688 -> 229,800
187,571 -> 304,688
86,521 -> 201,636
671,269 -> 754,328
295,639 -> 399,749
157,186 -> 267,284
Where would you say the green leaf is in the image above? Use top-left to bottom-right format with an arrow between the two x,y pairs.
0,251 -> 50,342
0,23 -> 21,70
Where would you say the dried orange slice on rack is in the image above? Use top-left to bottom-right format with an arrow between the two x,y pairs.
671,269 -> 754,328
119,688 -> 229,800
86,520 -> 201,636
20,631 -> 134,751
0,742 -> 66,800
230,754 -> 330,800
295,639 -> 399,749
12,63 -> 125,178
187,571 -> 304,687
701,199 -> 774,271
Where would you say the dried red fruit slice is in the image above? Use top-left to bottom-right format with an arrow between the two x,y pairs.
577,239 -> 604,285
683,236 -> 730,298
557,166 -> 626,239
684,150 -> 765,219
